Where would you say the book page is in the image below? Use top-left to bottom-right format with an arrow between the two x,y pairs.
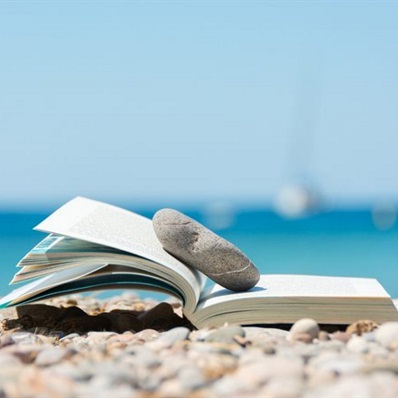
35,197 -> 183,268
190,274 -> 397,327
34,197 -> 206,313
198,274 -> 390,309
0,264 -> 185,308
0,263 -> 108,307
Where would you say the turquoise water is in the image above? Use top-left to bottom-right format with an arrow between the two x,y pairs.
1,209 -> 398,298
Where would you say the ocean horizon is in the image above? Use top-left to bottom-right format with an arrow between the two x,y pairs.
1,206 -> 397,298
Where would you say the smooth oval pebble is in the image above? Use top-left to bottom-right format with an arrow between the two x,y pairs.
35,347 -> 74,367
375,322 -> 398,348
158,327 -> 190,346
153,209 -> 260,291
205,326 -> 245,344
289,318 -> 320,343
346,336 -> 369,354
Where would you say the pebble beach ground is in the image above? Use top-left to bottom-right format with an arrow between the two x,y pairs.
1,293 -> 398,398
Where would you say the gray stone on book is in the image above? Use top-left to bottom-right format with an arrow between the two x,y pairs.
152,209 -> 260,291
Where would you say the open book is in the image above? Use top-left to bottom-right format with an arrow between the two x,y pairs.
1,197 -> 397,328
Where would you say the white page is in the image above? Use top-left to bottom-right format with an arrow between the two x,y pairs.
198,274 -> 390,310
36,197 -> 181,266
190,274 -> 396,327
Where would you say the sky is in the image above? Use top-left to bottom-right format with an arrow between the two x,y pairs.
1,1 -> 398,209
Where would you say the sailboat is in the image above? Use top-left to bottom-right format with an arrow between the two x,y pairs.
273,55 -> 324,219
274,181 -> 322,219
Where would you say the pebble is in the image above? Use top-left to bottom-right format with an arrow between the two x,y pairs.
59,333 -> 81,342
346,336 -> 369,354
178,364 -> 208,390
346,319 -> 379,336
317,331 -> 330,341
262,377 -> 304,398
1,295 -> 398,397
0,333 -> 14,348
289,318 -> 320,343
188,328 -> 213,341
305,372 -> 397,398
232,356 -> 304,388
35,347 -> 75,366
244,326 -> 289,339
375,322 -> 398,349
248,330 -> 288,353
205,325 -> 245,344
152,208 -> 260,291
9,332 -> 43,345
157,327 -> 190,346
317,339 -> 345,352
331,331 -> 352,343
134,329 -> 160,342
0,352 -> 22,367
307,352 -> 363,376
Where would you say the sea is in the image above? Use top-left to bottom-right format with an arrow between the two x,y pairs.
1,207 -> 398,298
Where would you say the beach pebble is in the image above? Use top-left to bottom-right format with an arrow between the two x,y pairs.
205,325 -> 245,344
0,353 -> 22,368
244,327 -> 289,339
7,344 -> 43,364
305,373 -> 398,398
235,356 -> 304,387
289,318 -> 320,343
35,347 -> 74,367
152,209 -> 260,291
375,322 -> 398,349
0,333 -> 15,348
331,331 -> 351,343
262,377 -> 304,398
10,332 -> 43,345
189,329 -> 213,341
158,327 -> 190,346
178,364 -> 208,390
317,331 -> 330,341
59,333 -> 80,342
317,339 -> 345,352
346,336 -> 369,354
149,327 -> 191,351
307,352 -> 363,378
251,339 -> 277,354
134,329 -> 160,342
346,319 -> 379,336
361,331 -> 376,342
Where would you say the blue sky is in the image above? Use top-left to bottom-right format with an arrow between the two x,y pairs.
1,1 -> 398,209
